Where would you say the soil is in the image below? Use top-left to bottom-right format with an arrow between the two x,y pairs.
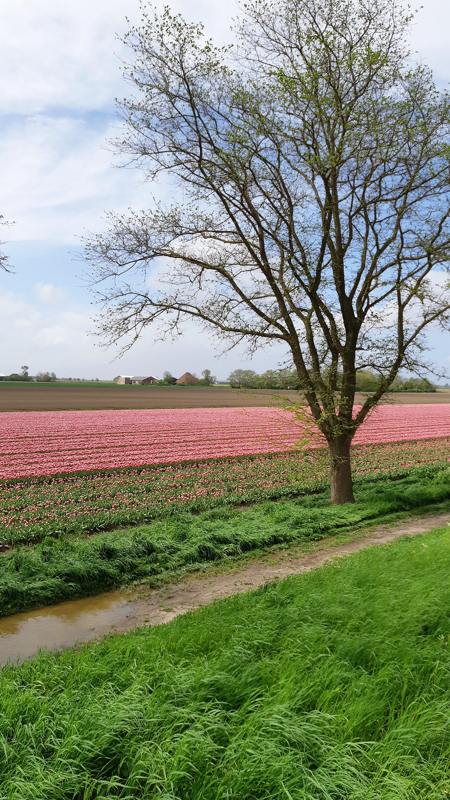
0,383 -> 448,412
0,510 -> 448,667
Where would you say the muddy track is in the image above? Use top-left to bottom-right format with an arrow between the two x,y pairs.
0,510 -> 448,666
141,510 -> 450,619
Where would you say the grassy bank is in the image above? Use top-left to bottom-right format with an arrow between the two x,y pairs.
1,466 -> 448,617
1,437 -> 448,547
1,528 -> 449,798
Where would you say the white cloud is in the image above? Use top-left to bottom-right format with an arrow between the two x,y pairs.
0,114 -> 156,243
0,289 -> 95,373
0,0 -> 444,119
0,0 -> 238,116
0,0 -> 238,245
0,0 -> 136,115
410,0 -> 450,82
0,0 -> 447,247
0,288 -> 287,379
34,282 -> 67,304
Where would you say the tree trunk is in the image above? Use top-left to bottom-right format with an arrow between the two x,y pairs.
328,435 -> 355,504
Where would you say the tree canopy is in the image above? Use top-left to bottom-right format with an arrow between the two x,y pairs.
85,0 -> 449,502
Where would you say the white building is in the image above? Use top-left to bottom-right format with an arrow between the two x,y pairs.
113,375 -> 134,384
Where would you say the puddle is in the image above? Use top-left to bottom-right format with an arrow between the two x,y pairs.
0,590 -> 142,667
1,510 -> 447,668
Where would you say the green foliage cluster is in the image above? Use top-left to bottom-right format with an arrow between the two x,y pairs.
229,368 -> 300,389
356,371 -> 436,393
0,365 -> 31,382
159,371 -> 177,385
0,466 -> 448,617
1,528 -> 449,798
35,372 -> 57,383
0,369 -> 57,383
0,374 -> 30,382
390,376 -> 436,392
228,368 -> 436,392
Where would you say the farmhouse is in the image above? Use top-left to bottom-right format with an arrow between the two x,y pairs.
176,372 -> 199,385
113,375 -> 133,384
130,376 -> 146,385
113,375 -> 158,385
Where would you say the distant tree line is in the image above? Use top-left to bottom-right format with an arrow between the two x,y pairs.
0,368 -> 219,385
228,369 -> 300,390
352,371 -> 436,394
0,366 -> 57,382
228,369 -> 435,393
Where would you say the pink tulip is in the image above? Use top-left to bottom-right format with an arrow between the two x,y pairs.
0,404 -> 448,480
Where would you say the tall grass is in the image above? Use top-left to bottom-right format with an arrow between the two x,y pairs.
0,466 -> 449,617
1,528 -> 449,798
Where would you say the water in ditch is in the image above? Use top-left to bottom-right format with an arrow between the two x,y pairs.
0,590 -> 144,667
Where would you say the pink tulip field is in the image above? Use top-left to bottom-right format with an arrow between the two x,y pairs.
0,393 -> 449,601
0,403 -> 449,480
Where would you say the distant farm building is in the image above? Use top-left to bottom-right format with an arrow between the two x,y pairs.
130,376 -> 157,385
113,375 -> 158,385
114,375 -> 133,384
114,373 -> 200,385
130,376 -> 146,385
176,372 -> 199,385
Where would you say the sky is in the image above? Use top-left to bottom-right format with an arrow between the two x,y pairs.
0,0 -> 449,381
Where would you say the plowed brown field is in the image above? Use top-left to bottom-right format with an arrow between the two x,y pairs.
0,383 -> 449,412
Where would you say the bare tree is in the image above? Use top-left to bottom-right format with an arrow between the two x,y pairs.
0,215 -> 12,272
85,0 -> 449,503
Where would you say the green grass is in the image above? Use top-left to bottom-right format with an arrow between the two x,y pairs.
53,383 -> 224,389
0,380 -> 118,387
1,528 -> 449,799
2,438 -> 448,547
1,466 -> 448,617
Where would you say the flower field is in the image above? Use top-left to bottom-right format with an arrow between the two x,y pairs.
1,403 -> 448,550
1,403 -> 449,479
1,437 -> 448,548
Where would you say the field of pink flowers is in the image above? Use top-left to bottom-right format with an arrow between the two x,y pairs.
0,403 -> 449,480
1,436 -> 448,547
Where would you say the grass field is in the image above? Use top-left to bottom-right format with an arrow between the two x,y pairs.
1,465 -> 448,617
1,528 -> 448,798
1,388 -> 448,796
0,381 -> 448,411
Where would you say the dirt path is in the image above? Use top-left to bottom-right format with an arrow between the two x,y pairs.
128,511 -> 450,625
0,510 -> 448,666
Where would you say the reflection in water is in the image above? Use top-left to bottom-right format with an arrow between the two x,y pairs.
0,590 -> 139,666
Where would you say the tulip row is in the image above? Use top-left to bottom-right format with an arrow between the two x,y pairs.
0,404 -> 449,479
